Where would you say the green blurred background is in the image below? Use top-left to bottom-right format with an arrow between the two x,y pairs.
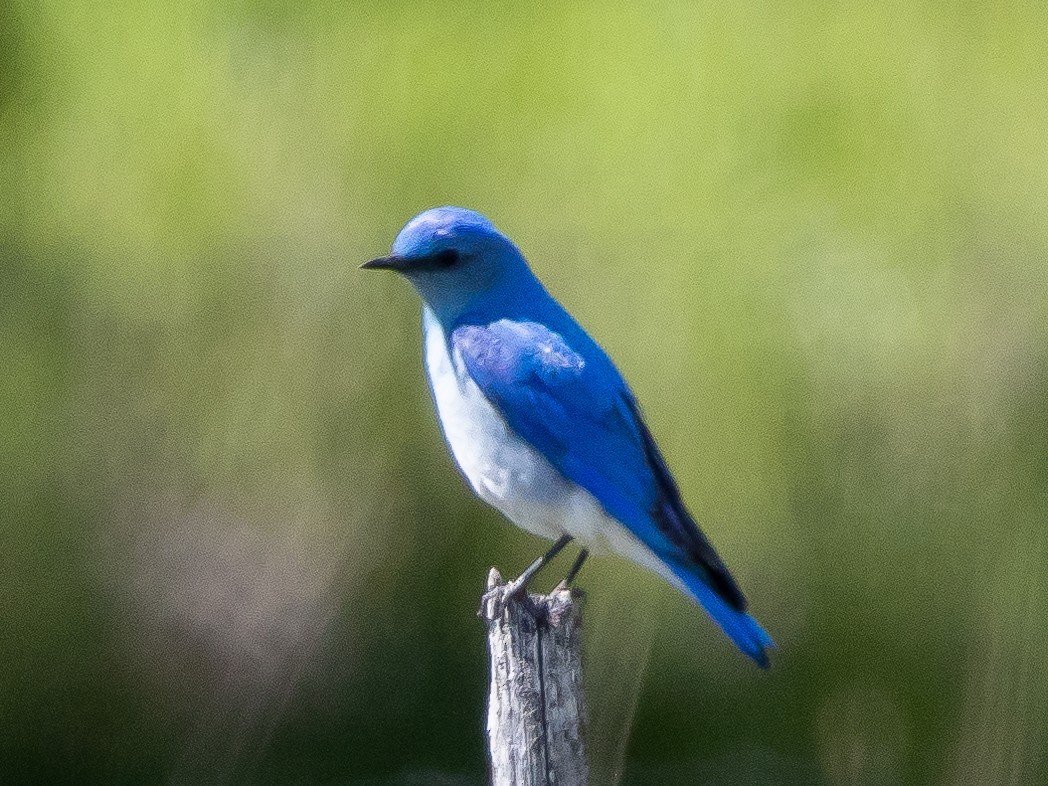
3,2 -> 1047,784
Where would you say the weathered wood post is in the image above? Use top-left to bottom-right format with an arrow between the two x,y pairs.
480,568 -> 588,786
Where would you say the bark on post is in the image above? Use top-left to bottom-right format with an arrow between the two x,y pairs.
480,568 -> 588,786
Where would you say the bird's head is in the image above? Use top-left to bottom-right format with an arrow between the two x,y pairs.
362,207 -> 534,322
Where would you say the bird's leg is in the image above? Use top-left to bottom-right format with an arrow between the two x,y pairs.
505,534 -> 573,598
556,548 -> 589,591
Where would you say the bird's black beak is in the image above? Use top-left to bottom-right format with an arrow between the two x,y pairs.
360,255 -> 405,271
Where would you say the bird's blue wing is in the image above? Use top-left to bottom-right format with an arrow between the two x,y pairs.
452,319 -> 773,665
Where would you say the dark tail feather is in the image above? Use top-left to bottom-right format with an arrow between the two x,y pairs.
669,562 -> 775,668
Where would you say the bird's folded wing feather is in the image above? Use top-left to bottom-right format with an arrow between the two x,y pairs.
451,319 -> 746,611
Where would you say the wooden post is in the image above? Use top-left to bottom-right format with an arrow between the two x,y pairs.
480,568 -> 588,786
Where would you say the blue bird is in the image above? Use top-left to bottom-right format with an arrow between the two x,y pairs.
363,207 -> 774,666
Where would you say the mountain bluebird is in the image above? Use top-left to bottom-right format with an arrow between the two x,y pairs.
363,207 -> 773,666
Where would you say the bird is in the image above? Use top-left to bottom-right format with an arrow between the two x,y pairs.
362,206 -> 773,666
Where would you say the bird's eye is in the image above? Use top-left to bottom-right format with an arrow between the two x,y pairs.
433,249 -> 460,267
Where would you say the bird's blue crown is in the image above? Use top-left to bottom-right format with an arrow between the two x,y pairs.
392,206 -> 503,259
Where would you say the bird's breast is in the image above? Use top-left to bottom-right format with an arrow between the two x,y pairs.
422,310 -> 572,540
419,310 -> 670,578
419,310 -> 670,575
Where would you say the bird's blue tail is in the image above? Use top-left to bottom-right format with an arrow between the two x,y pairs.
670,564 -> 775,668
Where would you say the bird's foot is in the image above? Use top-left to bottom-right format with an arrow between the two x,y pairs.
479,567 -> 541,619
480,536 -> 578,618
507,533 -> 574,599
504,573 -> 532,600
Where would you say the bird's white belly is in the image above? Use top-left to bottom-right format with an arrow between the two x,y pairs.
423,309 -> 612,547
421,309 -> 678,584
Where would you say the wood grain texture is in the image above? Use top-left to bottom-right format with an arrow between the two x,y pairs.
480,568 -> 588,786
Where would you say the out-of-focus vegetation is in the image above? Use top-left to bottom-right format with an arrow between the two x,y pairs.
3,2 -> 1047,784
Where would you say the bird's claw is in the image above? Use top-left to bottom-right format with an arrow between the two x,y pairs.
504,575 -> 530,600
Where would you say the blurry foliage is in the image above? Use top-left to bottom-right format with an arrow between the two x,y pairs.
2,1 -> 1047,784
